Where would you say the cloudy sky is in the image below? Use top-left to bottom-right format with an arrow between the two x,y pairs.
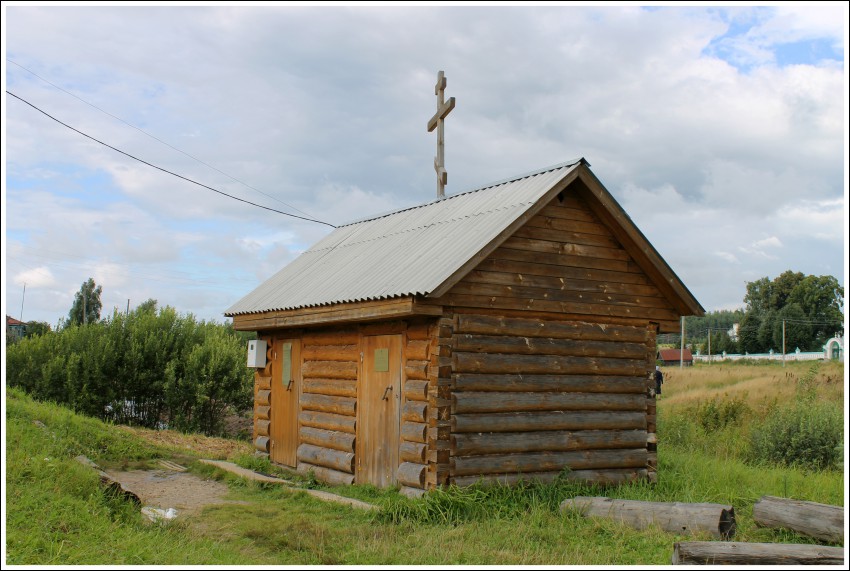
2,2 -> 847,329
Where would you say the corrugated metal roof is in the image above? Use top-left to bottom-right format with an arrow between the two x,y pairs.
225,159 -> 584,316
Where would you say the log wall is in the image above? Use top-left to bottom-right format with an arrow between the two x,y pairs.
398,320 -> 435,492
252,336 -> 275,456
448,312 -> 653,485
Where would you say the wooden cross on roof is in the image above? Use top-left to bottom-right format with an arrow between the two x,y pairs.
427,70 -> 456,199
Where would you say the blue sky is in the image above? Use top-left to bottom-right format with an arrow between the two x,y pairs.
2,2 -> 847,330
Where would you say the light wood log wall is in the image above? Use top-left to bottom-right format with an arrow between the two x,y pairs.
398,320 -> 434,493
447,312 -> 653,486
252,335 -> 275,456
437,192 -> 679,329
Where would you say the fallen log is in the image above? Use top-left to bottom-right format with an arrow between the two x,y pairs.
561,497 -> 735,539
753,495 -> 844,543
671,541 -> 845,565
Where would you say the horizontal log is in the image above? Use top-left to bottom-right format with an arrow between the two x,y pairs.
300,426 -> 356,453
254,436 -> 270,453
301,344 -> 359,361
402,401 -> 428,422
399,486 -> 427,498
396,462 -> 426,489
500,236 -> 630,262
256,375 -> 271,390
491,245 -> 635,274
453,391 -> 646,414
400,441 -> 428,463
302,378 -> 357,397
463,270 -> 663,298
474,257 -> 651,286
453,373 -> 648,394
452,429 -> 648,456
454,352 -> 647,376
401,422 -> 428,443
299,410 -> 356,433
753,495 -> 844,543
301,329 -> 359,346
538,201 -> 597,222
297,443 -> 355,474
405,323 -> 433,341
526,211 -> 610,236
450,281 -> 671,310
453,411 -> 646,433
454,334 -> 647,360
406,339 -> 430,361
456,314 -> 648,343
452,468 -> 648,488
513,223 -> 621,249
256,419 -> 270,437
671,542 -> 844,566
562,497 -> 736,540
300,393 -> 356,416
256,389 -> 271,406
255,405 -> 270,420
452,448 -> 647,477
405,360 -> 429,381
297,462 -> 355,486
404,379 -> 430,401
302,360 -> 358,380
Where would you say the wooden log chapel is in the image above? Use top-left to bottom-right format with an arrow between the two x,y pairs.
225,157 -> 704,496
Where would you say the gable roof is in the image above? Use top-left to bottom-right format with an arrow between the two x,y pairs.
225,158 -> 704,318
658,348 -> 694,361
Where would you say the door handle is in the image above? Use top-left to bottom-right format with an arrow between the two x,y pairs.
382,386 -> 393,400
286,379 -> 293,391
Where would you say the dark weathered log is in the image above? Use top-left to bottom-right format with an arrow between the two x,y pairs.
301,360 -> 358,380
671,542 -> 844,565
453,410 -> 646,433
300,393 -> 356,416
454,334 -> 647,360
400,441 -> 428,463
405,323 -> 433,341
452,448 -> 646,477
562,497 -> 736,540
302,378 -> 357,397
256,375 -> 271,390
256,419 -> 270,437
464,269 -> 662,297
454,373 -> 648,394
452,468 -> 648,488
300,426 -> 356,453
406,339 -> 430,361
753,495 -> 844,543
297,462 -> 355,486
401,422 -> 428,443
452,429 -> 648,456
474,256 -> 650,287
296,443 -> 355,474
453,391 -> 646,414
299,410 -> 356,433
256,389 -> 271,406
254,436 -> 270,453
405,360 -> 429,380
255,405 -> 270,420
396,462 -> 426,488
402,401 -> 428,422
301,344 -> 359,361
404,379 -> 430,401
454,352 -> 647,376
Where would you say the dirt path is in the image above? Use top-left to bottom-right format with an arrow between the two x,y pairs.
104,467 -> 250,518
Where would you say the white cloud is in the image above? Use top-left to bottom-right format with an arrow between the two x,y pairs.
13,266 -> 56,288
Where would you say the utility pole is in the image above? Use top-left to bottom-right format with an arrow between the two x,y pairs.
126,299 -> 130,315
680,316 -> 685,369
708,328 -> 711,364
20,282 -> 26,322
83,292 -> 86,326
782,319 -> 786,367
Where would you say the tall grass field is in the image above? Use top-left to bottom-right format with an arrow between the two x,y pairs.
4,360 -> 845,565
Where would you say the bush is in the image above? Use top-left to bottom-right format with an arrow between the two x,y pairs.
694,397 -> 750,432
748,401 -> 843,470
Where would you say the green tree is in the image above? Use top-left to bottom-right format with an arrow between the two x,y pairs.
737,312 -> 761,354
773,303 -> 812,352
788,275 -> 844,345
68,278 -> 103,326
135,298 -> 158,314
24,321 -> 52,338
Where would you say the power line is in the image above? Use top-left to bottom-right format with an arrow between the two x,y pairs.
6,58 -> 320,221
6,90 -> 336,228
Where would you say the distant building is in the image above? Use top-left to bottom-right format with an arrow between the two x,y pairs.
727,323 -> 739,341
657,348 -> 693,366
6,315 -> 26,342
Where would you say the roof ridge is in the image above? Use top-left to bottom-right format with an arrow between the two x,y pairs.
338,157 -> 586,228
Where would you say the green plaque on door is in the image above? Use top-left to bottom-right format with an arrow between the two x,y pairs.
282,342 -> 292,385
374,348 -> 389,372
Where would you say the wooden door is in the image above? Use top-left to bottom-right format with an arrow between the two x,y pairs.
356,334 -> 402,487
270,338 -> 301,467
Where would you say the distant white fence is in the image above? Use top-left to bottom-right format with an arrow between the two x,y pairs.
694,350 -> 837,363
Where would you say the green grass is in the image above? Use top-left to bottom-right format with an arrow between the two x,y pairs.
5,360 -> 846,566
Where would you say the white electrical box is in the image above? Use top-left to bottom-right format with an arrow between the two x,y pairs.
246,340 -> 267,368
